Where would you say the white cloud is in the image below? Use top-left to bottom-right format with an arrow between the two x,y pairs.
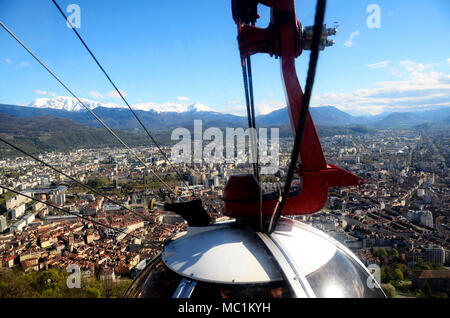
369,61 -> 391,69
257,100 -> 285,115
88,90 -> 127,99
223,100 -> 285,116
344,31 -> 360,47
132,101 -> 215,113
177,96 -> 190,101
106,90 -> 127,98
225,104 -> 247,116
227,99 -> 241,105
35,90 -> 56,97
89,91 -> 104,99
19,61 -> 30,67
4,58 -> 12,64
311,61 -> 450,115
399,60 -> 432,72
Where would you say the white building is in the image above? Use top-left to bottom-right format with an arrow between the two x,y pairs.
213,176 -> 220,187
24,213 -> 35,225
0,215 -> 7,232
419,210 -> 433,227
40,176 -> 51,187
11,219 -> 27,232
33,202 -> 47,214
6,195 -> 29,210
417,189 -> 425,197
52,192 -> 66,206
10,204 -> 25,219
407,210 -> 433,228
103,204 -> 122,212
157,212 -> 185,225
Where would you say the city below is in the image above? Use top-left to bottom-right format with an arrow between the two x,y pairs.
0,127 -> 449,298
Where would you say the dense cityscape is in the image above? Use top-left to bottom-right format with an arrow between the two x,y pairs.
0,127 -> 448,297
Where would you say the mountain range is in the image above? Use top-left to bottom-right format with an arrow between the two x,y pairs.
2,96 -> 448,130
258,105 -> 450,129
29,96 -> 215,113
0,97 -> 448,157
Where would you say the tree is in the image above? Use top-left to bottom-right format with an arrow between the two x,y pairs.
379,248 -> 388,258
389,248 -> 399,258
372,247 -> 379,257
431,263 -> 445,270
392,268 -> 404,281
380,267 -> 389,284
382,283 -> 396,298
86,286 -> 101,298
0,267 -> 131,298
261,175 -> 278,183
34,269 -> 64,297
423,282 -> 432,297
393,263 -> 408,279
413,261 -> 432,271
0,269 -> 38,297
110,278 -> 132,297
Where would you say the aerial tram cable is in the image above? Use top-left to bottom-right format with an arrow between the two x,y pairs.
237,13 -> 262,230
0,21 -> 178,198
241,62 -> 258,178
0,136 -> 154,224
51,0 -> 194,196
0,184 -> 154,243
246,56 -> 264,231
245,56 -> 264,231
231,3 -> 259,181
239,40 -> 259,179
268,0 -> 327,233
246,56 -> 258,174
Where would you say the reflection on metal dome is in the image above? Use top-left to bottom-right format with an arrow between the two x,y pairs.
124,218 -> 386,298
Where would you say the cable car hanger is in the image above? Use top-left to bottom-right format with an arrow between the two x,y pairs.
224,0 -> 364,232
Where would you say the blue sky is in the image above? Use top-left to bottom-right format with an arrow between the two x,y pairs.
0,0 -> 449,116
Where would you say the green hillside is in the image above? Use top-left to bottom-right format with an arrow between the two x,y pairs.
0,114 -> 157,158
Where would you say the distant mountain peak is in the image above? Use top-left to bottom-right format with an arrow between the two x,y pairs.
187,102 -> 216,112
29,96 -> 121,112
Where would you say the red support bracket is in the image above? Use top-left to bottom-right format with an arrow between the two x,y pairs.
225,0 -> 363,217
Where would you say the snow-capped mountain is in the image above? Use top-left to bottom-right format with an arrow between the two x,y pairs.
3,99 -> 449,131
29,96 -> 122,112
28,96 -> 217,113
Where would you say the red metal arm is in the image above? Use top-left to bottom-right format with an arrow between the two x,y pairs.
225,0 -> 363,217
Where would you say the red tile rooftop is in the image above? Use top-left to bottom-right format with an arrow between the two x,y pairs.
415,270 -> 450,279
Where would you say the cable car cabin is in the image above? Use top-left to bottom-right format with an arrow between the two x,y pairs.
125,216 -> 386,298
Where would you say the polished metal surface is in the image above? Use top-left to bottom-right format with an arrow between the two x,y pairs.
172,278 -> 197,298
162,222 -> 283,284
126,217 -> 386,298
